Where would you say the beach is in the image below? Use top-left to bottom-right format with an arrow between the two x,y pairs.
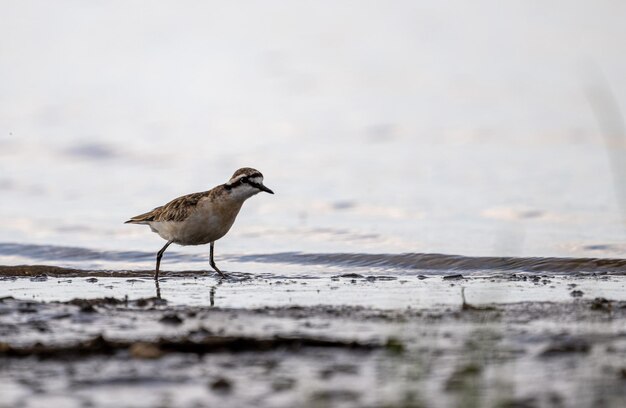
1,262 -> 625,408
2,1 -> 626,407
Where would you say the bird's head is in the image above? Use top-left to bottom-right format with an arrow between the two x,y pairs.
225,167 -> 274,199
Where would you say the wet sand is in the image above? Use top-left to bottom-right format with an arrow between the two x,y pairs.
1,266 -> 625,407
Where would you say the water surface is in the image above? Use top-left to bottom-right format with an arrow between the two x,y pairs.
2,1 -> 626,270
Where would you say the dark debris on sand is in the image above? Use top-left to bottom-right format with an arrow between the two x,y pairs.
1,281 -> 626,407
0,265 -> 216,278
0,333 -> 379,359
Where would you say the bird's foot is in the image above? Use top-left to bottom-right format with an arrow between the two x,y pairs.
216,271 -> 228,279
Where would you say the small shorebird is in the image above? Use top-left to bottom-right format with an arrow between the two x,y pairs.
125,167 -> 274,280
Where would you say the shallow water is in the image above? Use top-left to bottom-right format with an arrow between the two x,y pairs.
2,1 -> 626,272
3,242 -> 626,280
1,282 -> 625,408
2,274 -> 625,309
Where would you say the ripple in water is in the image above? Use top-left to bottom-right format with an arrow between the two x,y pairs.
1,242 -> 625,276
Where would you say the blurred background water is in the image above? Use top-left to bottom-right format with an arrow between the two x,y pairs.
2,1 -> 626,271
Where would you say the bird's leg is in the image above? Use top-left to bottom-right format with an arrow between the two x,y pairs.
209,241 -> 226,278
155,279 -> 161,299
155,240 -> 173,281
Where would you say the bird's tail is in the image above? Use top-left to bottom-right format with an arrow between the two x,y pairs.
124,219 -> 145,224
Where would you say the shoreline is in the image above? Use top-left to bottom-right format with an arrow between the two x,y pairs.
1,291 -> 625,407
2,265 -> 625,407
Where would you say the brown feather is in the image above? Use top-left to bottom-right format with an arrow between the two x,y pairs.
125,186 -> 228,224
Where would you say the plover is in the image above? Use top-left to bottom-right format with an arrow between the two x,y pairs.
125,167 -> 274,280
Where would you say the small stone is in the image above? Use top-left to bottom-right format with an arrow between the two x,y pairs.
570,290 -> 584,298
210,377 -> 232,394
130,342 -> 163,359
335,273 -> 364,279
591,297 -> 612,311
80,304 -> 96,313
540,337 -> 591,357
385,337 -> 404,354
159,313 -> 183,325
443,274 -> 464,280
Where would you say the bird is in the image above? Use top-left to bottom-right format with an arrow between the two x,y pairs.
125,167 -> 274,280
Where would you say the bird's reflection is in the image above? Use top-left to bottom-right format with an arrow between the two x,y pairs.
154,276 -> 220,305
155,278 -> 161,299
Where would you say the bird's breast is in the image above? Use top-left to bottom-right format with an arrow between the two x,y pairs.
182,199 -> 244,245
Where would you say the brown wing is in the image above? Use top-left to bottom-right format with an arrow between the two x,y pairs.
125,191 -> 212,224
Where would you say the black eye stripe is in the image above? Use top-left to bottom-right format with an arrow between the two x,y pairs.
225,175 -> 263,190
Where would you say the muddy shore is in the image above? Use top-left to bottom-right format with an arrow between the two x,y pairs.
1,267 -> 625,408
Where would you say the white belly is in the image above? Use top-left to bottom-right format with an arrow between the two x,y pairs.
148,201 -> 243,245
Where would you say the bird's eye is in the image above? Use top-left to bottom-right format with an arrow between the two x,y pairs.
241,177 -> 248,183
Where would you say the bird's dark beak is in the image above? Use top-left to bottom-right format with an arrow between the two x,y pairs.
259,184 -> 274,194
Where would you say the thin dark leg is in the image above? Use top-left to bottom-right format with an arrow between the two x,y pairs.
155,240 -> 173,281
155,279 -> 161,299
209,241 -> 226,278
